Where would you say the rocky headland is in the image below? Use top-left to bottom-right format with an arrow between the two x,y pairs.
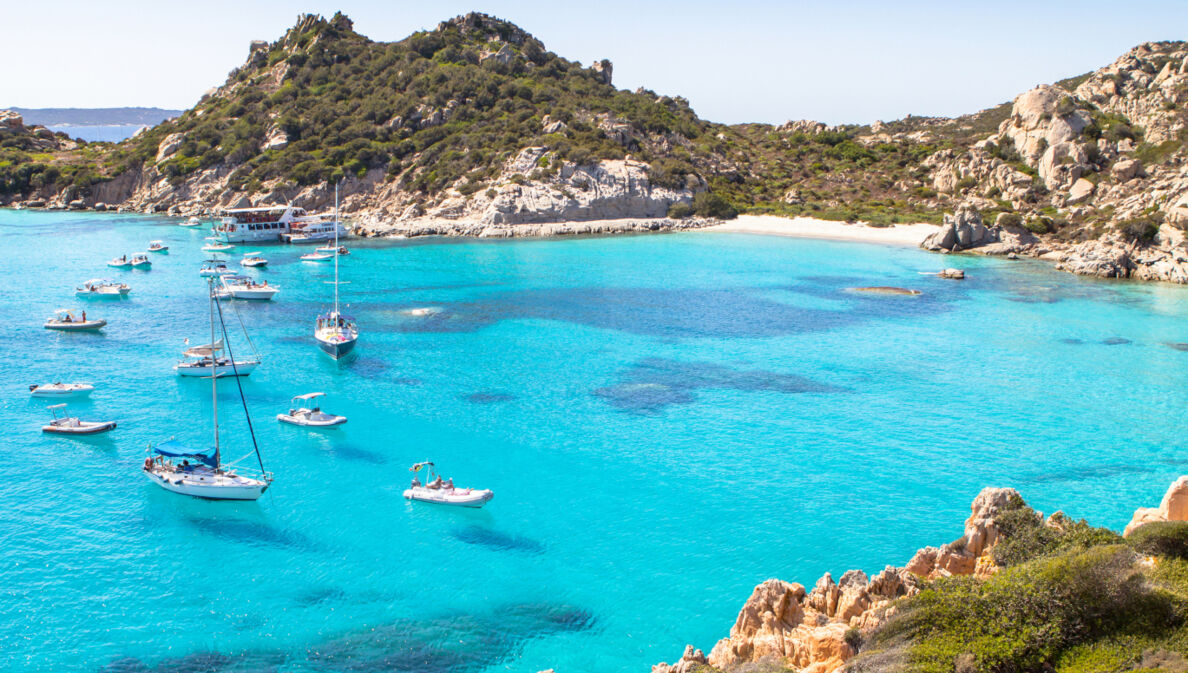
653,477 -> 1188,673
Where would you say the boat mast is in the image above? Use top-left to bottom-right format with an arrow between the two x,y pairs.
333,181 -> 340,318
209,277 -> 220,469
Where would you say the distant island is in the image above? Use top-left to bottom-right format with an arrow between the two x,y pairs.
2,12 -> 1188,282
9,107 -> 181,127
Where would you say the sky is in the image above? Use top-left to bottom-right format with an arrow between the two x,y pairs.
3,0 -> 1188,125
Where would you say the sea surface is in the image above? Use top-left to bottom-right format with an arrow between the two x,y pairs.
2,209 -> 1187,672
46,124 -> 145,142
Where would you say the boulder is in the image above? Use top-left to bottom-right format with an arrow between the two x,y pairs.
1067,177 -> 1096,205
1125,476 -> 1188,536
156,132 -> 184,162
479,43 -> 514,66
591,59 -> 613,86
1112,158 -> 1144,182
938,268 -> 966,279
262,127 -> 289,151
922,203 -> 993,251
0,110 -> 23,129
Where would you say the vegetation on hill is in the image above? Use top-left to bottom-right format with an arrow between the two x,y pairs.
849,498 -> 1188,673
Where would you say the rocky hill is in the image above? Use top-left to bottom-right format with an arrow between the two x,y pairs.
653,477 -> 1188,673
4,15 -> 1188,278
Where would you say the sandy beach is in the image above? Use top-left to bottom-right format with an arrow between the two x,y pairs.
700,214 -> 940,246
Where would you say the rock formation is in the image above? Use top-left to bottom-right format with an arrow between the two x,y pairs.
1125,475 -> 1188,536
653,488 -> 1019,673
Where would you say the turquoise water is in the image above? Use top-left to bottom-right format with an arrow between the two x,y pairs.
3,209 -> 1188,672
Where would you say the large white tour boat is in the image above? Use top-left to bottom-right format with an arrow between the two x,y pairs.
212,205 -> 351,244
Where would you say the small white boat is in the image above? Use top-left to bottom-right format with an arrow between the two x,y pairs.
301,252 -> 333,262
179,216 -> 203,228
44,309 -> 106,331
403,462 -> 493,508
214,275 -> 279,301
29,382 -> 94,398
202,242 -> 235,253
130,253 -> 152,269
199,260 -> 232,277
277,392 -> 347,427
240,252 -> 268,268
314,245 -> 349,256
175,356 -> 259,378
107,255 -> 133,269
76,279 -> 131,297
42,403 -> 116,435
147,241 -> 169,253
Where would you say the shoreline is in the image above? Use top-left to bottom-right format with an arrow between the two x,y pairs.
697,214 -> 940,247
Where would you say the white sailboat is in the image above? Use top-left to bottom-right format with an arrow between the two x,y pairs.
314,183 -> 358,360
145,278 -> 272,500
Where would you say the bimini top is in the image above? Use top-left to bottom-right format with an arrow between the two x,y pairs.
294,392 -> 325,401
409,461 -> 435,472
153,439 -> 217,467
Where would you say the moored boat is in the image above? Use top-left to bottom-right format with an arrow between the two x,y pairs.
199,259 -> 232,277
130,253 -> 152,269
240,252 -> 268,267
179,216 -> 203,228
76,279 -> 131,297
42,403 -> 116,435
313,185 -> 358,360
403,462 -> 493,508
148,241 -> 169,253
107,255 -> 133,269
44,309 -> 106,331
276,392 -> 347,427
301,252 -> 333,262
212,205 -> 307,243
202,242 -> 235,253
215,275 -> 279,301
29,382 -> 94,398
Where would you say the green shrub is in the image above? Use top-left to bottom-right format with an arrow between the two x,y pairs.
1127,521 -> 1188,560
667,202 -> 694,219
998,212 -> 1023,228
1117,213 -> 1162,243
692,191 -> 737,219
991,495 -> 1121,567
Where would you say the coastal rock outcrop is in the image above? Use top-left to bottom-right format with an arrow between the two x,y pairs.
655,487 -> 1019,673
921,203 -> 993,251
1125,475 -> 1188,536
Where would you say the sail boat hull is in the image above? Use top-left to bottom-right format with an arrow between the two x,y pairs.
316,334 -> 356,359
144,467 -> 269,500
175,360 -> 260,377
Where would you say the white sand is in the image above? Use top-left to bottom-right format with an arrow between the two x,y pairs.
699,215 -> 940,247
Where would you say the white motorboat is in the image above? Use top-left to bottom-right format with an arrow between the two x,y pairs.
314,184 -> 358,360
276,392 -> 347,427
240,252 -> 268,268
42,403 -> 116,435
403,462 -> 493,508
130,253 -> 152,269
175,355 -> 259,378
179,216 -> 203,228
76,279 -> 131,297
146,277 -> 273,500
199,259 -> 233,277
44,309 -> 106,331
314,245 -> 349,256
215,275 -> 279,301
301,252 -> 333,262
202,242 -> 235,253
148,241 -> 169,253
107,255 -> 133,269
284,212 -> 350,244
212,205 -> 307,243
29,382 -> 94,398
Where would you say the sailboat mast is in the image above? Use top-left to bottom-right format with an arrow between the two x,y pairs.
333,182 -> 340,316
209,278 -> 220,468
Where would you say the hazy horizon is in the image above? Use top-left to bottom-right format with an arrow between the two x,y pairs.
5,0 -> 1188,126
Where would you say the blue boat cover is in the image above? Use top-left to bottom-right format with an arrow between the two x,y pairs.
153,439 -> 217,467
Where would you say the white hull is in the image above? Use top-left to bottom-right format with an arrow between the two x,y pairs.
217,288 -> 278,300
403,487 -> 494,508
76,288 -> 130,297
277,411 -> 346,427
45,320 -> 106,331
241,259 -> 268,267
43,419 -> 116,435
30,384 -> 94,398
175,360 -> 259,377
144,468 -> 269,500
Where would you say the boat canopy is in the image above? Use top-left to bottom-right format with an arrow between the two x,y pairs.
153,439 -> 217,467
83,278 -> 108,285
294,392 -> 324,401
409,461 -> 434,472
243,251 -> 262,256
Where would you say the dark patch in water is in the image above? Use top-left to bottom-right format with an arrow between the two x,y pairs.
1026,463 -> 1152,484
594,357 -> 844,413
392,377 -> 422,386
451,525 -> 544,554
366,281 -> 951,339
330,443 -> 388,465
1101,337 -> 1132,345
103,601 -> 594,673
1059,338 -> 1084,345
184,516 -> 319,552
464,391 -> 516,404
347,356 -> 389,380
294,586 -> 349,606
1165,342 -> 1188,351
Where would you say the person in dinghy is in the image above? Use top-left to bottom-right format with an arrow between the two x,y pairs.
403,462 -> 493,508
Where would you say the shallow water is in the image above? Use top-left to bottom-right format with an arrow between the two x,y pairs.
3,209 -> 1188,672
